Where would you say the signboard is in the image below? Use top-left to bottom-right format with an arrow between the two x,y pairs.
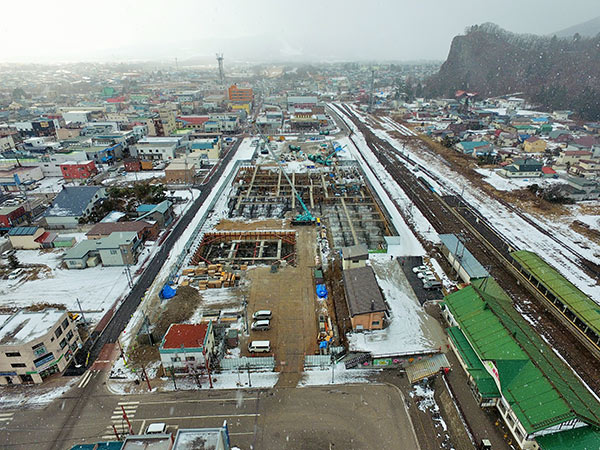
34,353 -> 55,368
33,345 -> 47,357
0,371 -> 17,376
345,353 -> 371,369
484,360 -> 501,389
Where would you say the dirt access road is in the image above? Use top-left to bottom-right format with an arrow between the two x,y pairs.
243,227 -> 319,386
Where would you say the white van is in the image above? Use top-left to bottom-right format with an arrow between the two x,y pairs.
251,319 -> 271,331
146,422 -> 167,434
252,310 -> 272,320
248,340 -> 271,353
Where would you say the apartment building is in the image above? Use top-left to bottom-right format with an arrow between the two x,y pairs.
0,309 -> 82,385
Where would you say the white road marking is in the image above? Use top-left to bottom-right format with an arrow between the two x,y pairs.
77,371 -> 92,388
117,401 -> 140,406
130,413 -> 260,421
138,397 -> 258,405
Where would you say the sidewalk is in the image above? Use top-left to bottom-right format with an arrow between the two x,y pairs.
444,349 -> 513,449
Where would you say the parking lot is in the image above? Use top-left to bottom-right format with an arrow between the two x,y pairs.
242,227 -> 319,374
398,256 -> 443,304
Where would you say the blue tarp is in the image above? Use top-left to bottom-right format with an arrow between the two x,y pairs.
160,284 -> 176,299
316,284 -> 328,299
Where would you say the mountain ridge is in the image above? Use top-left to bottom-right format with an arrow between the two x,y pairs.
425,23 -> 600,120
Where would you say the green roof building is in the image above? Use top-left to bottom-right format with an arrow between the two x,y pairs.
510,250 -> 600,351
442,277 -> 600,449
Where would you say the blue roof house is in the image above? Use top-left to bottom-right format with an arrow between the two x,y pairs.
43,186 -> 106,229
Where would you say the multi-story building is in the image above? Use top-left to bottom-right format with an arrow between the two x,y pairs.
134,137 -> 182,161
60,161 -> 98,180
228,85 -> 253,103
0,309 -> 82,385
158,105 -> 177,136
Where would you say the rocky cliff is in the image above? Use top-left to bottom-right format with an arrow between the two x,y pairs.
425,23 -> 600,119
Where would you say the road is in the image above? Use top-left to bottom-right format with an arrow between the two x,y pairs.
66,137 -> 244,375
4,371 -> 419,450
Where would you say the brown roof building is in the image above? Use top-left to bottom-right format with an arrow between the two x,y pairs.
342,266 -> 387,331
86,220 -> 158,241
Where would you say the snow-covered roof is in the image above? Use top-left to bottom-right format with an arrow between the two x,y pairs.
0,309 -> 66,346
44,186 -> 104,218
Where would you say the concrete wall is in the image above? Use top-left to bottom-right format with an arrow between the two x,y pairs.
9,229 -> 44,249
351,311 -> 385,331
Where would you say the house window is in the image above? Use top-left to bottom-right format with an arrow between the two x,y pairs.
59,338 -> 67,349
170,356 -> 181,362
185,356 -> 195,362
5,352 -> 21,357
54,327 -> 63,338
11,363 -> 26,368
514,427 -> 524,442
110,250 -> 117,255
67,330 -> 74,341
498,400 -> 506,414
506,414 -> 515,428
62,318 -> 69,330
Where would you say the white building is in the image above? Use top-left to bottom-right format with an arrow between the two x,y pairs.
159,322 -> 215,373
133,137 -> 183,161
0,309 -> 82,385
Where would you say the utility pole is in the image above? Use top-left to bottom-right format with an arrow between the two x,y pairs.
141,310 -> 153,345
368,68 -> 375,113
120,405 -> 133,435
203,348 -> 213,388
247,364 -> 252,387
242,298 -> 249,335
76,298 -> 86,324
141,364 -> 151,391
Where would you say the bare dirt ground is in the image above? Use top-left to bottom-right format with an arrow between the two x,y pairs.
241,227 -> 319,386
215,218 -> 289,231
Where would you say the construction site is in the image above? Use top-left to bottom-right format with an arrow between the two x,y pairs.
227,163 -> 393,249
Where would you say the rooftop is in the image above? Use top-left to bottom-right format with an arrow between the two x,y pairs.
44,186 -> 104,218
64,232 -> 138,260
87,221 -> 153,237
0,309 -> 66,346
439,234 -> 489,279
162,323 -> 210,350
341,244 -> 369,260
121,434 -> 172,450
342,266 -> 387,316
8,226 -> 39,236
173,427 -> 228,450
510,250 -> 600,338
444,278 -> 600,433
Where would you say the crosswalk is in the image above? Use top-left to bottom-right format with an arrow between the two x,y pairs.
101,401 -> 139,440
0,411 -> 14,428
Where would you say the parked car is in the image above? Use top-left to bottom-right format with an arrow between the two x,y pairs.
412,265 -> 428,273
1,249 -> 15,259
146,423 -> 167,434
248,340 -> 271,353
7,268 -> 23,280
251,319 -> 271,331
417,271 -> 434,279
252,310 -> 272,320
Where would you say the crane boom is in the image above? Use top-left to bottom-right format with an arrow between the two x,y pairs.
255,130 -> 315,225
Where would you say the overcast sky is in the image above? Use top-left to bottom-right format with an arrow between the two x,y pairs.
2,0 -> 598,63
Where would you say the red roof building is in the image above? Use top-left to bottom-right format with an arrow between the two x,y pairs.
541,166 -> 557,175
160,322 -> 215,372
60,161 -> 98,180
162,323 -> 211,349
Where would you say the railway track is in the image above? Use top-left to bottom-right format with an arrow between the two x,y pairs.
332,103 -> 600,396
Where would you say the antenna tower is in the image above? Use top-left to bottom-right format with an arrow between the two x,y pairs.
216,53 -> 225,84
